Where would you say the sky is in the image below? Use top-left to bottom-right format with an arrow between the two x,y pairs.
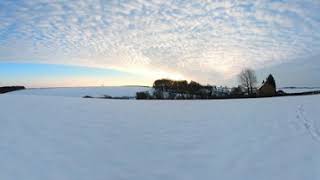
0,63 -> 144,87
0,0 -> 320,87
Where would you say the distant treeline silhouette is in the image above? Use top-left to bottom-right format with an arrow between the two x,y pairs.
137,78 -> 235,100
0,86 -> 25,94
154,79 -> 213,95
136,71 -> 286,100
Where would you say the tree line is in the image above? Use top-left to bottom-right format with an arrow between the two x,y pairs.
136,68 -> 278,100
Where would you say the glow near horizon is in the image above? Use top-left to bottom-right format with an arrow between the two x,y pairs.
0,63 -> 156,87
0,0 -> 320,87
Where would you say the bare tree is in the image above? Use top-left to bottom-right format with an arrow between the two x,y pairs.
238,68 -> 257,95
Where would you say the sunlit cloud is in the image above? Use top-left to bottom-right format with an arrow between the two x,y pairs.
0,0 -> 319,85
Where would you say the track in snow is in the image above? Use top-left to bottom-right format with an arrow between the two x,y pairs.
296,105 -> 320,142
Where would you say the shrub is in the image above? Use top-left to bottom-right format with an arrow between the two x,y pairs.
83,95 -> 93,98
136,91 -> 151,99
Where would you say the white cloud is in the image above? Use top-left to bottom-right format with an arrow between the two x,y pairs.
0,0 -> 319,84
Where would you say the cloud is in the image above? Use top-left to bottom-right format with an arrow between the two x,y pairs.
0,0 -> 319,84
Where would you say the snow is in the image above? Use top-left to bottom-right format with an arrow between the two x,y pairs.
0,94 -> 319,180
10,86 -> 320,98
8,86 -> 151,98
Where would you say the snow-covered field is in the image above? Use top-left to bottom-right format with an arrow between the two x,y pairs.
8,86 -> 151,98
0,93 -> 319,180
10,86 -> 320,98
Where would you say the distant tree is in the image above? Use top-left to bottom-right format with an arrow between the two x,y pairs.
266,74 -> 276,89
172,80 -> 188,93
153,89 -> 163,99
153,79 -> 172,91
188,81 -> 202,93
238,68 -> 257,95
231,85 -> 245,96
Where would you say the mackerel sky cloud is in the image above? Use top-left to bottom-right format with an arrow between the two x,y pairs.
0,0 -> 320,85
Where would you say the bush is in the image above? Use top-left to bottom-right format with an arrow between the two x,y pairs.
102,95 -> 112,99
136,91 -> 151,99
112,96 -> 130,99
83,95 -> 93,98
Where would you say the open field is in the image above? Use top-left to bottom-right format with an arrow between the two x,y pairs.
0,92 -> 319,180
8,86 -> 151,98
9,86 -> 320,99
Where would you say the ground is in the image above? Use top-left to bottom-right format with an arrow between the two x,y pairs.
0,90 -> 320,180
9,86 -> 151,98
